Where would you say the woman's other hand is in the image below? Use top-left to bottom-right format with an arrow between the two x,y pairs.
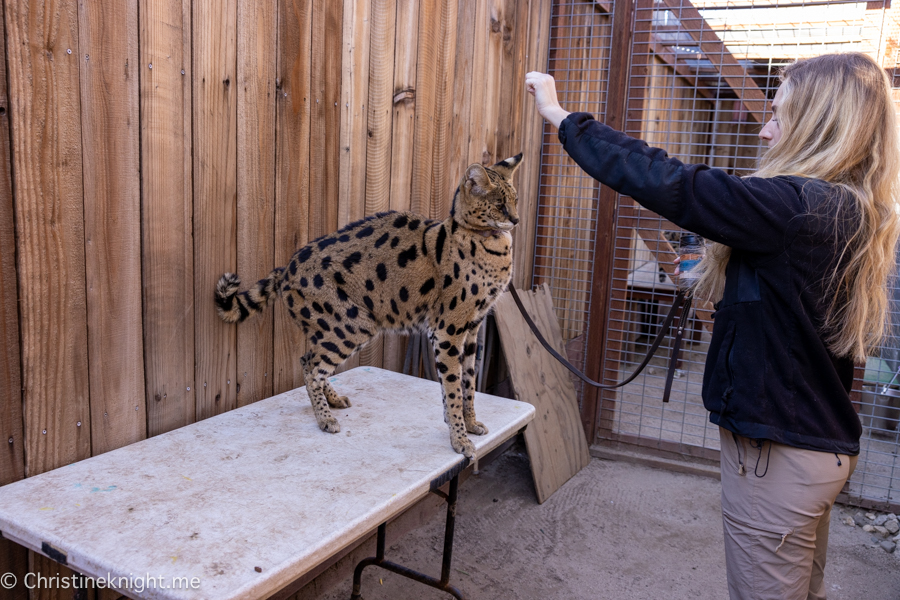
525,72 -> 570,128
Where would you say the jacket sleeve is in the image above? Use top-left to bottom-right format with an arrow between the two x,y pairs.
558,112 -> 805,254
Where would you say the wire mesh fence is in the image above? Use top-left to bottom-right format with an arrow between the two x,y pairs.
536,0 -> 900,510
532,0 -> 617,405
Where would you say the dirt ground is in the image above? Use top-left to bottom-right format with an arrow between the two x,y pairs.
318,441 -> 900,600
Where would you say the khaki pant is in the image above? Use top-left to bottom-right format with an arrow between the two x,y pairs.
718,427 -> 857,600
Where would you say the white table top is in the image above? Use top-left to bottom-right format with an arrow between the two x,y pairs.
0,367 -> 534,600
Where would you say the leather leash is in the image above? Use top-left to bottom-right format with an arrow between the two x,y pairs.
506,283 -> 693,402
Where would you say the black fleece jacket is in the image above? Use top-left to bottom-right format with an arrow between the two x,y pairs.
559,112 -> 860,455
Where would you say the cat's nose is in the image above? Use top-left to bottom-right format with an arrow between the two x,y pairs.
510,216 -> 519,225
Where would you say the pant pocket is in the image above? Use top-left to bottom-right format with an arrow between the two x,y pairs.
722,510 -> 813,600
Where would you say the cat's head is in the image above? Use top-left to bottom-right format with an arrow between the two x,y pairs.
453,154 -> 522,233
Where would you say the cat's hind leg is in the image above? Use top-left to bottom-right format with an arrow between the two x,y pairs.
301,351 -> 342,433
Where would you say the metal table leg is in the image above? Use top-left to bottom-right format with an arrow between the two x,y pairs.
350,473 -> 465,599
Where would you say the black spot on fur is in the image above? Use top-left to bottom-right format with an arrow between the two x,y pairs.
312,302 -> 324,314
470,240 -> 477,257
286,295 -> 294,307
321,341 -> 341,354
439,341 -> 451,349
391,299 -> 400,315
318,237 -> 337,250
436,226 -> 447,263
461,289 -> 467,302
356,226 -> 375,238
454,263 -> 460,279
347,306 -> 359,319
449,297 -> 457,310
297,246 -> 313,263
408,219 -> 420,230
338,234 -> 350,243
446,324 -> 456,336
458,248 -> 465,260
343,340 -> 356,349
365,280 -> 375,291
385,314 -> 396,325
334,327 -> 345,339
317,318 -> 331,331
399,287 -> 409,302
420,278 -> 435,295
363,296 -> 374,311
323,302 -> 334,314
376,263 -> 388,281
471,284 -> 478,295
445,374 -> 458,382
375,232 -> 389,248
289,260 -> 298,276
436,362 -> 449,373
447,346 -> 459,357
321,256 -> 332,270
300,307 -> 311,319
393,215 -> 409,228
313,274 -> 324,288
337,288 -> 349,302
398,245 -> 418,268
342,252 -> 363,272
333,272 -> 345,285
300,277 -> 308,287
391,236 -> 400,249
465,343 -> 477,356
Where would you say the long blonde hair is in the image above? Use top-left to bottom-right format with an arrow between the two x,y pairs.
693,53 -> 900,362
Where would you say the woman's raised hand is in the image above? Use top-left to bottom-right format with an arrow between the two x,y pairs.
525,72 -> 570,128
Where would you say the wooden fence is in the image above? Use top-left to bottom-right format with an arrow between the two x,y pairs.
0,0 -> 551,595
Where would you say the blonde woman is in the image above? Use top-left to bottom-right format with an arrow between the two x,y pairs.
526,53 -> 900,600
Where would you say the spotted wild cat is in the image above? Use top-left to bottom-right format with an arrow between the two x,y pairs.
215,154 -> 522,458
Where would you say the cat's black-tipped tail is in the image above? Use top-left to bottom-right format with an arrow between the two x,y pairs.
215,268 -> 285,323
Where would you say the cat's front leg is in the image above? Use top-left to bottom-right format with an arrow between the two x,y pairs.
461,323 -> 488,436
431,330 -> 475,459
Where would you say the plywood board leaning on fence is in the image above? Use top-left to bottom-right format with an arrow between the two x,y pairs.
493,284 -> 591,504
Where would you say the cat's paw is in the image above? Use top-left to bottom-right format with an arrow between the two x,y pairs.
451,434 -> 476,459
317,416 -> 341,433
328,395 -> 352,409
466,421 -> 489,436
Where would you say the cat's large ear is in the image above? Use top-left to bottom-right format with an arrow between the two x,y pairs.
465,163 -> 493,196
491,153 -> 523,181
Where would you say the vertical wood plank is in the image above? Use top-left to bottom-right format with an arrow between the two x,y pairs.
6,0 -> 91,475
480,0 -> 506,167
0,0 -> 25,490
274,0 -> 313,393
309,0 -> 343,240
383,0 -> 420,372
358,0 -> 398,370
428,0 -> 458,219
0,1 -> 28,594
141,0 -> 195,436
335,0 -> 372,374
78,0 -> 146,454
194,0 -> 238,420
410,0 -> 438,216
237,0 -> 277,406
339,0 -> 371,228
448,0 -> 476,191
466,0 -> 489,168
